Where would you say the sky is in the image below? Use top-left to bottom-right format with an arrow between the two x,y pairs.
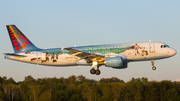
0,0 -> 180,82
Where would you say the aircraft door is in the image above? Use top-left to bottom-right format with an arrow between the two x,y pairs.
149,43 -> 155,53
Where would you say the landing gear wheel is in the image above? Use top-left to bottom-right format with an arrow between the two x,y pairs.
95,70 -> 101,75
152,66 -> 156,70
151,60 -> 156,70
90,68 -> 96,74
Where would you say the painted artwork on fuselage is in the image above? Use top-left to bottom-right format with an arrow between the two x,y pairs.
27,43 -> 150,65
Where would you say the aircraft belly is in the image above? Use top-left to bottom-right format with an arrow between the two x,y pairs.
5,55 -> 77,66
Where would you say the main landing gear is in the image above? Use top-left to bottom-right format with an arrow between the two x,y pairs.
90,62 -> 101,75
151,60 -> 156,70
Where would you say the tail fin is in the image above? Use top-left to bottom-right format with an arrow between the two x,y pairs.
6,25 -> 39,53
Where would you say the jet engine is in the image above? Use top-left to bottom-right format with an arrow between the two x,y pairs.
105,56 -> 128,69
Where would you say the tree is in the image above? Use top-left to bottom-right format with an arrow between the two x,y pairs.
77,75 -> 86,83
2,84 -> 11,100
10,84 -> 19,101
165,88 -> 180,101
38,89 -> 52,101
0,91 -> 5,101
81,85 -> 93,101
51,90 -> 68,101
100,83 -> 113,101
111,83 -> 123,101
70,94 -> 82,101
30,85 -> 41,101
144,82 -> 160,101
159,80 -> 173,101
68,75 -> 76,84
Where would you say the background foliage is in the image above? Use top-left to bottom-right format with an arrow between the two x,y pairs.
0,75 -> 180,101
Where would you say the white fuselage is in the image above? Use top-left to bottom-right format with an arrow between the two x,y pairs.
4,42 -> 176,66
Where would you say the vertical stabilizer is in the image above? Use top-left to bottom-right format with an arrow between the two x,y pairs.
6,25 -> 39,53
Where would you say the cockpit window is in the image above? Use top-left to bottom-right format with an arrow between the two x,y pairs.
161,45 -> 170,48
164,45 -> 170,48
161,45 -> 164,48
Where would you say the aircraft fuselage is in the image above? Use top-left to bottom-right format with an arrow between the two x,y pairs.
5,42 -> 176,66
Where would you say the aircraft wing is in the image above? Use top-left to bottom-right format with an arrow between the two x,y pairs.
64,48 -> 105,63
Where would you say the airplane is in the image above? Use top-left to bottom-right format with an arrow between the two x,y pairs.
4,25 -> 177,75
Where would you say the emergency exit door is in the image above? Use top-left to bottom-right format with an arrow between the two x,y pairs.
149,43 -> 155,53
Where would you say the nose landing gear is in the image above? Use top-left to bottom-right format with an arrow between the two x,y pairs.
151,60 -> 156,70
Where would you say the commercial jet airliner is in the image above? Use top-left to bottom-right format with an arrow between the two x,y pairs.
4,25 -> 177,75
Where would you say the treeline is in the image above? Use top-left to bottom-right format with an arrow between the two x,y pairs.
0,75 -> 180,101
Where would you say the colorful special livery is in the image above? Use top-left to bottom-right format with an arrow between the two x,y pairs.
4,25 -> 177,75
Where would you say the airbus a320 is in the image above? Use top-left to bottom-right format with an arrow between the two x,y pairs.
4,25 -> 177,75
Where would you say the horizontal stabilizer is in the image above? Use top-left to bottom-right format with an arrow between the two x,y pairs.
4,53 -> 27,57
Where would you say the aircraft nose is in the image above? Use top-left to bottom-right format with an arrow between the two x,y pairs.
170,48 -> 177,56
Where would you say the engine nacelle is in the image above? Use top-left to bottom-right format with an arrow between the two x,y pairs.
105,56 -> 128,69
105,57 -> 123,67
